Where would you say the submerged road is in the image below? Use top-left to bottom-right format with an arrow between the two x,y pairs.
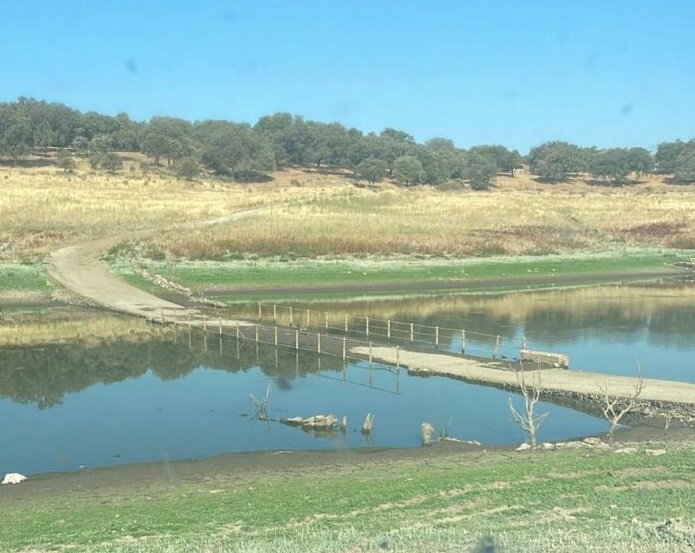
353,346 -> 695,413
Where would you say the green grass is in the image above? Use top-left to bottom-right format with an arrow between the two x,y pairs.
107,250 -> 691,303
2,444 -> 693,552
0,261 -> 52,292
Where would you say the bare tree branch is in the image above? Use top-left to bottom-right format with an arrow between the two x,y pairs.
598,364 -> 644,444
508,364 -> 548,448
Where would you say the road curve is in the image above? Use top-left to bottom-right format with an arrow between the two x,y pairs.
47,209 -> 262,320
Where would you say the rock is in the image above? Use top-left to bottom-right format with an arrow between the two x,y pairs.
614,447 -> 638,454
408,367 -> 431,376
515,443 -> 532,451
279,417 -> 304,426
302,414 -> 337,429
564,441 -> 586,449
554,441 -> 567,449
645,449 -> 667,457
583,437 -> 604,446
2,473 -> 27,485
465,440 -> 482,446
540,442 -> 556,450
421,423 -> 435,446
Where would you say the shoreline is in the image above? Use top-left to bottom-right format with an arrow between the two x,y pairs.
4,423 -> 694,487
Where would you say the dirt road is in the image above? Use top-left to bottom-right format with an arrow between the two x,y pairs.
47,209 -> 261,320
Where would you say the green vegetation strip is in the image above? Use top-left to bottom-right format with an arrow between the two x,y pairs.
0,262 -> 52,292
2,445 -> 693,552
109,250 -> 690,302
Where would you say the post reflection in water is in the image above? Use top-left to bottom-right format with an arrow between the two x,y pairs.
0,281 -> 692,475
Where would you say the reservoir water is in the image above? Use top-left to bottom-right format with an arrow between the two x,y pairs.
1,281 -> 693,475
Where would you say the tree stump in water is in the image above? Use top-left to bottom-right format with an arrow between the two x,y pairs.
421,423 -> 435,446
361,413 -> 374,434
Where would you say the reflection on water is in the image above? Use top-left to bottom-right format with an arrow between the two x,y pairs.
238,281 -> 695,382
1,281 -> 693,475
0,333 -> 606,475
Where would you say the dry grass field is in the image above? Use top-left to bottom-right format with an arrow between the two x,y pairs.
0,308 -> 159,347
137,172 -> 695,260
0,157 -> 346,261
1,155 -> 694,264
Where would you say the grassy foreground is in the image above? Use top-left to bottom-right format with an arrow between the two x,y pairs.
2,443 -> 693,552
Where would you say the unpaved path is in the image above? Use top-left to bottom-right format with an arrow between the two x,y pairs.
47,209 -> 261,320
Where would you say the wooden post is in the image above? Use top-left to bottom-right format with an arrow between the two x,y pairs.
255,325 -> 259,344
236,320 -> 240,339
366,317 -> 370,337
188,313 -> 191,331
295,329 -> 299,351
387,320 -> 391,340
461,329 -> 466,354
317,333 -> 321,355
289,306 -> 294,327
435,326 -> 439,349
258,302 -> 262,321
522,337 -> 527,350
306,309 -> 311,328
493,335 -> 500,359
344,314 -> 349,334
369,341 -> 373,368
410,322 -> 414,343
274,326 -> 278,347
342,336 -> 346,360
273,304 -> 277,323
218,317 -> 222,336
396,345 -> 400,369
203,315 -> 207,334
325,312 -> 329,332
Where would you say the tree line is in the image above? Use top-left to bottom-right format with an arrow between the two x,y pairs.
1,97 -> 694,187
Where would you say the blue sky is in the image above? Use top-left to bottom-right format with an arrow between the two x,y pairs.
1,1 -> 693,152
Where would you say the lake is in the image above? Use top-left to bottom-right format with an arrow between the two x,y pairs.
1,280 -> 693,475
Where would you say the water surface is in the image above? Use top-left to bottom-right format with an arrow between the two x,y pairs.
1,281 -> 693,475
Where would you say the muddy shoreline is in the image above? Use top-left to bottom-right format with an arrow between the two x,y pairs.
3,426 -> 693,500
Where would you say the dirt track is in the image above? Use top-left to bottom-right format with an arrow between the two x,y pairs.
47,210 -> 261,319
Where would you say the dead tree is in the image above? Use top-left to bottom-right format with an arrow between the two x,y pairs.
249,383 -> 272,421
598,366 -> 644,444
508,366 -> 548,448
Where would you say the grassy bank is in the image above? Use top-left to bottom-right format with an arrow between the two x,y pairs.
108,249 -> 691,303
1,443 -> 693,552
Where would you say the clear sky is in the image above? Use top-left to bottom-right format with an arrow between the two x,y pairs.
1,1 -> 693,152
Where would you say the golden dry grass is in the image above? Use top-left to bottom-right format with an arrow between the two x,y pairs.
2,158 -> 694,261
0,160 -> 348,260
144,173 -> 695,259
0,309 -> 163,346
